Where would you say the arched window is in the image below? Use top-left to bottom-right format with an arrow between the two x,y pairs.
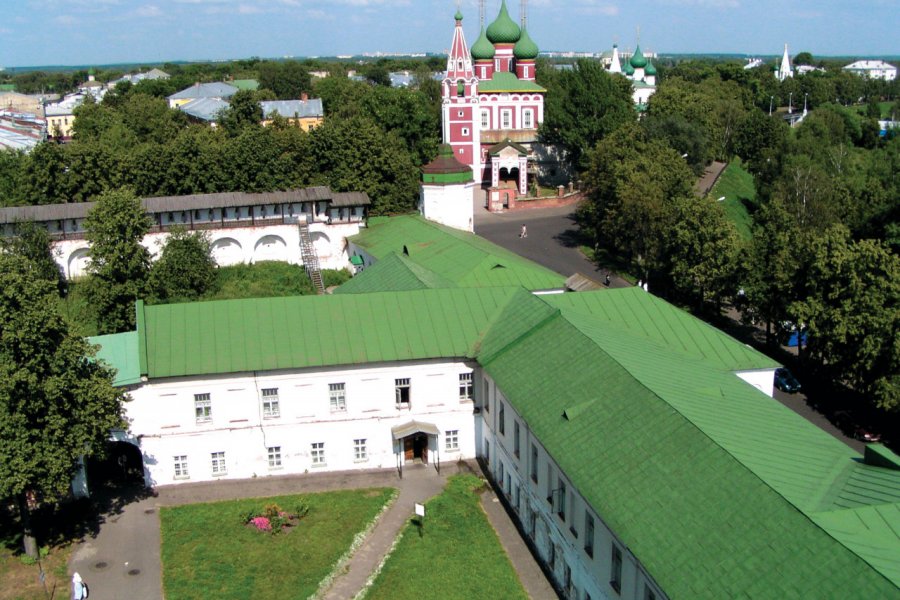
457,80 -> 465,97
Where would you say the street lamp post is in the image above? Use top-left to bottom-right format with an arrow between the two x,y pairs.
769,95 -> 774,116
789,92 -> 793,115
803,92 -> 808,115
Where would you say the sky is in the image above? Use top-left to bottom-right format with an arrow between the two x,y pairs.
1,0 -> 898,68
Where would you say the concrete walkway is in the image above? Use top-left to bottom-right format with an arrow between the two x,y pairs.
69,461 -> 555,599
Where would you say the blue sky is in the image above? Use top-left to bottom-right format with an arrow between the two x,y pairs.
1,0 -> 897,68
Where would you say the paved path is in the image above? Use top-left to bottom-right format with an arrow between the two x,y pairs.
69,461 -> 555,600
696,160 -> 727,196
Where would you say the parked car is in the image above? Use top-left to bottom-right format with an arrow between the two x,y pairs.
854,427 -> 882,443
774,368 -> 801,393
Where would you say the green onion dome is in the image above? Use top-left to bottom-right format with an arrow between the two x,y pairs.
455,9 -> 463,21
645,60 -> 657,76
471,27 -> 496,60
624,61 -> 635,76
513,27 -> 539,60
486,0 -> 521,44
630,44 -> 648,68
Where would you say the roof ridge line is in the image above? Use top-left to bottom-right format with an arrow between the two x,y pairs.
474,292 -> 561,364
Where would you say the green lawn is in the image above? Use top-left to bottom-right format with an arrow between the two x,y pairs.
60,263 -> 352,336
160,488 -> 394,600
365,475 -> 527,600
709,159 -> 757,241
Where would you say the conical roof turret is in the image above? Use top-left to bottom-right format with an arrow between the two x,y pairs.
471,26 -> 496,60
486,0 -> 521,44
514,27 -> 539,60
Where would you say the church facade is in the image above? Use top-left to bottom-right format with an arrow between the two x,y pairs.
441,1 -> 546,197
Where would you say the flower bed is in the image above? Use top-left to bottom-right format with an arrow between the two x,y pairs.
242,501 -> 310,534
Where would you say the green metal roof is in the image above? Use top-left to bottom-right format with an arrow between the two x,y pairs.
230,79 -> 259,91
136,288 -> 521,379
478,291 -> 900,597
89,331 -> 142,386
486,0 -> 521,44
478,72 -> 546,93
349,215 -> 564,291
334,252 -> 456,294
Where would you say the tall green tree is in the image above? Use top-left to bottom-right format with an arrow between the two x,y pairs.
219,89 -> 263,137
540,59 -> 635,172
84,188 -> 152,333
791,226 -> 900,410
0,253 -> 124,557
1,222 -> 66,297
148,228 -> 217,302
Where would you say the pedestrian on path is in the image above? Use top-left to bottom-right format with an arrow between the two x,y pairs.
72,572 -> 88,599
519,224 -> 527,238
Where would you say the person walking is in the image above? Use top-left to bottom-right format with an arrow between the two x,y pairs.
519,224 -> 527,238
72,572 -> 88,599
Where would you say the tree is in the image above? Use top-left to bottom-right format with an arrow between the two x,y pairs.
668,196 -> 740,309
794,52 -> 814,66
219,89 -> 263,136
642,114 -> 709,175
0,253 -> 124,558
148,228 -> 217,302
790,226 -> 900,410
83,188 -> 152,334
258,60 -> 312,100
540,59 -> 635,172
1,222 -> 66,297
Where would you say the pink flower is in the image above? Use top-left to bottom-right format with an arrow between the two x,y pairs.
251,516 -> 272,531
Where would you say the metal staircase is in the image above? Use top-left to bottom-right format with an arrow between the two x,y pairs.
298,219 -> 325,295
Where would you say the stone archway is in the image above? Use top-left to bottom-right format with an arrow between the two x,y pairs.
85,440 -> 145,490
67,247 -> 91,279
310,231 -> 332,261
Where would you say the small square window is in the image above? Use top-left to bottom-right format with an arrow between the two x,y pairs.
211,451 -> 226,476
173,455 -> 189,479
354,438 -> 367,462
395,378 -> 411,408
445,430 -> 459,451
268,446 -> 282,469
311,442 -> 325,466
462,127 -> 469,136
329,383 -> 346,412
459,372 -> 473,401
261,388 -> 280,419
194,393 -> 211,424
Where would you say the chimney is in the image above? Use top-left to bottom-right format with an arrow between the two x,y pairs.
301,92 -> 308,102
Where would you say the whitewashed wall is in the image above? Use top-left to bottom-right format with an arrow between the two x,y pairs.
418,182 -> 476,233
481,374 -> 667,600
52,221 -> 361,279
125,359 -> 478,487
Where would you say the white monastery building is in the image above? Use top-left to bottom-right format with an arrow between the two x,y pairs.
843,60 -> 898,81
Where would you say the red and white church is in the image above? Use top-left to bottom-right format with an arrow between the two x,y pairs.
441,1 -> 546,202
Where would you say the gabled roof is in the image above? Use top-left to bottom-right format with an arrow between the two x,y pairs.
488,139 -> 528,156
334,252 -> 456,294
167,82 -> 238,101
260,99 -> 324,120
178,97 -> 229,122
348,215 -> 564,291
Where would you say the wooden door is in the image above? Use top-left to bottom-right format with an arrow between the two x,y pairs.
404,437 -> 414,461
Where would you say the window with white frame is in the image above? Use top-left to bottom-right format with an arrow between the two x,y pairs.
329,383 -> 346,412
514,421 -> 520,457
261,388 -> 280,418
446,430 -> 459,451
483,378 -> 490,412
584,512 -> 595,557
459,372 -> 473,401
530,444 -> 538,482
481,110 -> 489,128
558,478 -> 567,521
311,442 -> 325,466
395,378 -> 411,408
498,401 -> 505,435
611,544 -> 623,593
210,451 -> 226,476
523,108 -> 534,128
268,446 -> 282,469
173,455 -> 189,479
354,438 -> 367,461
501,109 -> 512,128
462,127 -> 469,136
194,393 -> 211,424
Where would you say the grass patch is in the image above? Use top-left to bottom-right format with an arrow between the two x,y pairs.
59,263 -> 352,335
709,158 -> 757,241
161,488 -> 394,600
365,475 -> 527,600
0,545 -> 73,600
